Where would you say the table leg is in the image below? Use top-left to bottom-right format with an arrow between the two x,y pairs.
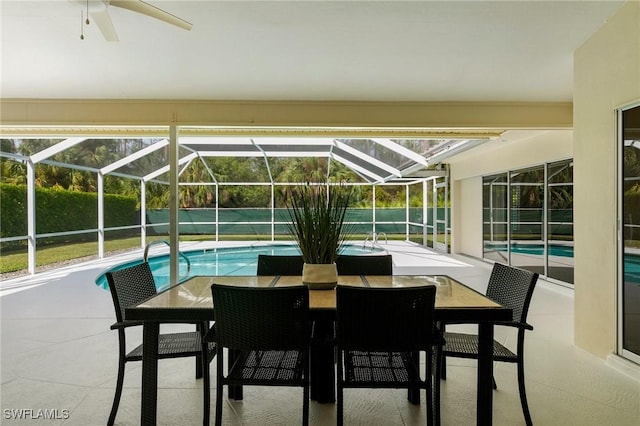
310,320 -> 335,403
141,322 -> 159,426
477,323 -> 494,426
407,351 -> 420,404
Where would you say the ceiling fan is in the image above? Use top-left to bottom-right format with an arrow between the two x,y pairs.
73,0 -> 192,41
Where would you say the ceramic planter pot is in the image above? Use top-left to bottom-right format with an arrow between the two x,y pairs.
302,263 -> 338,290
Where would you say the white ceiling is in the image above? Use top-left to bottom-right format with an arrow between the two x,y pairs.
0,0 -> 625,102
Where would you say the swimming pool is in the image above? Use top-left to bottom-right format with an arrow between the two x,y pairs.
95,243 -> 384,291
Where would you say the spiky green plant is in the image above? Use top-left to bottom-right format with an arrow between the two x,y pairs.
286,184 -> 354,264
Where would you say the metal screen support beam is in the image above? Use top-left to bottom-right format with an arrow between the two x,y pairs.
432,180 -> 437,249
423,180 -> 428,247
372,185 -> 377,235
215,184 -> 219,242
405,184 -> 410,241
26,160 -> 36,274
169,126 -> 180,285
141,181 -> 147,248
271,184 -> 275,241
97,172 -> 104,258
444,175 -> 449,251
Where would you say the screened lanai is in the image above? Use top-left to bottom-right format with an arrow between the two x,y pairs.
0,132 -> 487,276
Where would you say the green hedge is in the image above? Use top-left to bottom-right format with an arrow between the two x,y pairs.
0,183 -> 138,245
0,184 -> 26,238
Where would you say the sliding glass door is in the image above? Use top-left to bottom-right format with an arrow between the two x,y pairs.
620,103 -> 640,362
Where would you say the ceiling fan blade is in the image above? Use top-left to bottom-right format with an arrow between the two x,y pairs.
91,9 -> 119,42
109,0 -> 192,31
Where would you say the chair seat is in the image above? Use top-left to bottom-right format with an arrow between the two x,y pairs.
443,331 -> 517,362
343,351 -> 421,387
127,331 -> 215,361
228,350 -> 306,384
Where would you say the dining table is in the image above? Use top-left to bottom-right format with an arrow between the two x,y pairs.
125,274 -> 511,426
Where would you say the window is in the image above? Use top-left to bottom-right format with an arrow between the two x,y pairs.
483,162 -> 574,285
483,173 -> 508,262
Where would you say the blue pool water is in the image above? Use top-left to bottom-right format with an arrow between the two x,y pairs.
95,243 -> 383,291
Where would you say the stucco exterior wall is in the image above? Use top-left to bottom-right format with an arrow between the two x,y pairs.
573,0 -> 640,358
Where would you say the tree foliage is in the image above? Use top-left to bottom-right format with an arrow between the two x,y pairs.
0,138 -> 431,209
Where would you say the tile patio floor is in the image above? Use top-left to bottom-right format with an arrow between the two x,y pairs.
1,241 -> 638,425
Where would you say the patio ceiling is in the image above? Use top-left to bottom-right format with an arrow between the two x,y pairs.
0,1 -> 625,102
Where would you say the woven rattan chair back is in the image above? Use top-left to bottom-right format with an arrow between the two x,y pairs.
256,254 -> 304,276
212,284 -> 310,351
335,285 -> 440,426
336,254 -> 393,275
336,285 -> 436,352
485,262 -> 538,324
106,262 -> 157,323
210,284 -> 310,425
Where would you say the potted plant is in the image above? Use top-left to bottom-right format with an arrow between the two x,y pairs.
286,183 -> 354,289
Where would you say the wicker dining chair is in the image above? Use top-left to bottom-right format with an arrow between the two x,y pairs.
105,262 -> 215,426
335,285 -> 442,426
335,254 -> 393,275
256,254 -> 304,276
439,262 -> 539,426
208,284 -> 311,426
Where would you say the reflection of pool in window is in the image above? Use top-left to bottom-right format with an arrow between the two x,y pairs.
484,242 -> 640,284
483,242 -> 574,257
623,252 -> 640,284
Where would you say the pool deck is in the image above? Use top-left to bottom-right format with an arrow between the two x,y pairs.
1,241 -> 638,425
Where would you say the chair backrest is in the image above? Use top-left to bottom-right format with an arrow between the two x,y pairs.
211,284 -> 310,351
335,254 -> 393,275
336,285 -> 436,352
256,254 -> 304,276
105,262 -> 157,323
486,263 -> 539,324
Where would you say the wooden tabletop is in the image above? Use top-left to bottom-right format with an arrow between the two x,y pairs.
126,275 -> 508,322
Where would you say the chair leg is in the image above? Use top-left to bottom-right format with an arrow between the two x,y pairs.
195,322 -> 206,379
196,353 -> 203,379
426,350 -> 434,426
215,356 -> 224,426
202,344 -> 210,426
336,353 -> 344,426
303,380 -> 310,426
492,376 -> 497,390
517,359 -> 533,426
515,329 -> 533,426
439,322 -> 447,380
337,387 -> 344,426
108,331 -> 127,426
433,347 -> 442,426
440,355 -> 447,380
